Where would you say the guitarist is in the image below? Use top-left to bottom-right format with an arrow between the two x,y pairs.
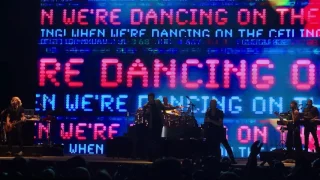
303,99 -> 320,152
286,101 -> 302,153
6,97 -> 26,156
204,99 -> 236,164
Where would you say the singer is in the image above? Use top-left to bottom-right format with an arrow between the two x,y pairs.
142,93 -> 175,160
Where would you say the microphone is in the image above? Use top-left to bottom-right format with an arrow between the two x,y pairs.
186,96 -> 190,99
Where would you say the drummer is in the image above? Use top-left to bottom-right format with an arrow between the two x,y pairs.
162,97 -> 180,127
163,97 -> 174,109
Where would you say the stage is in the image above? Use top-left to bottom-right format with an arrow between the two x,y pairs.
0,156 -> 296,168
0,143 -> 318,169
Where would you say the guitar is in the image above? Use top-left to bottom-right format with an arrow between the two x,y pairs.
4,120 -> 24,133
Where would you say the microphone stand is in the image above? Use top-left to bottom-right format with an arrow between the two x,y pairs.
186,96 -> 196,126
0,109 -> 6,144
40,104 -> 53,147
126,111 -> 130,133
189,103 -> 195,118
291,108 -> 300,153
125,98 -> 131,134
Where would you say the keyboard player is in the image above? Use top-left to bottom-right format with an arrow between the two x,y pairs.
303,99 -> 320,153
286,101 -> 303,153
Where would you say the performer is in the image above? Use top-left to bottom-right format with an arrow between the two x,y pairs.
286,101 -> 302,153
143,93 -> 176,139
163,97 -> 174,108
204,99 -> 236,164
142,93 -> 175,160
303,99 -> 320,152
6,97 -> 26,156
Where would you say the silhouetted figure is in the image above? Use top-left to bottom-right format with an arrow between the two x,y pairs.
142,93 -> 174,160
303,99 -> 320,152
204,99 -> 236,164
286,101 -> 302,153
6,97 -> 26,156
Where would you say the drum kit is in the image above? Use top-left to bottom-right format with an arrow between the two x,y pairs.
134,104 -> 197,128
134,108 -> 148,125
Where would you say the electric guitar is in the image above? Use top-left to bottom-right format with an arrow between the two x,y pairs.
4,120 -> 24,133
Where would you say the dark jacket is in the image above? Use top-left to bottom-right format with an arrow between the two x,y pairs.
143,99 -> 174,129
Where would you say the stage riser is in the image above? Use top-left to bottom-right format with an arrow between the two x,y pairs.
0,145 -> 63,156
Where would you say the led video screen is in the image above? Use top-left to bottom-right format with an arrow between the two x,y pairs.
36,0 -> 320,156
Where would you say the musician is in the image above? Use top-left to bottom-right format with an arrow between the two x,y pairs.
143,93 -> 176,139
303,99 -> 320,152
286,101 -> 302,152
6,97 -> 26,156
204,99 -> 236,164
163,97 -> 174,108
143,93 -> 175,160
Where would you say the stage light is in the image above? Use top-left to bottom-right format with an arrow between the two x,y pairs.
268,0 -> 294,7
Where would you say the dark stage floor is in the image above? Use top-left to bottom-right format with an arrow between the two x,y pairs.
0,156 -> 296,168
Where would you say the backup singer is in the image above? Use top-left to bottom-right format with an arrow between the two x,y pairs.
6,97 -> 26,156
286,101 -> 302,152
204,99 -> 236,164
303,99 -> 320,152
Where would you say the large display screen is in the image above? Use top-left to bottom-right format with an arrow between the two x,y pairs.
36,0 -> 320,156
